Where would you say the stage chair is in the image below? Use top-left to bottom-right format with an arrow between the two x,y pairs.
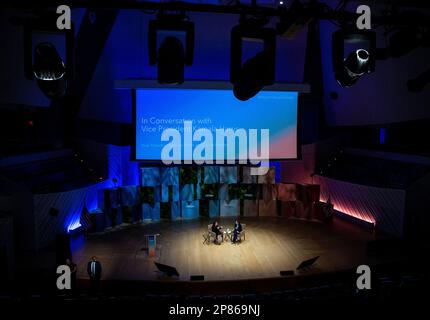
238,224 -> 246,242
207,225 -> 217,244
202,232 -> 209,244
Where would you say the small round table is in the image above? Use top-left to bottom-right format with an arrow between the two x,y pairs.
223,228 -> 232,242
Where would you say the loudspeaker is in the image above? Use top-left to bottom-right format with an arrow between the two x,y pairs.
154,262 -> 179,277
297,256 -> 319,270
49,207 -> 59,217
190,275 -> 205,281
280,270 -> 295,276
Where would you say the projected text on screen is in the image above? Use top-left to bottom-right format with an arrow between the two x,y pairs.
135,88 -> 298,162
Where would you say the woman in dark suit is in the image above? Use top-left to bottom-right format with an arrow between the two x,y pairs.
211,220 -> 223,243
232,218 -> 243,243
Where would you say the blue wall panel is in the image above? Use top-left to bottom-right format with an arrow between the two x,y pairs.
181,200 -> 200,219
141,167 -> 160,186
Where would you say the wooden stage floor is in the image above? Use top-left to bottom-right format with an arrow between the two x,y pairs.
72,217 -> 375,282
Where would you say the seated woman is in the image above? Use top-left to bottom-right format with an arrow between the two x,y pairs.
232,218 -> 243,243
211,220 -> 223,244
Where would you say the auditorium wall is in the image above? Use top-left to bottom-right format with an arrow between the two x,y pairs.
33,180 -> 110,248
76,139 -> 139,187
280,143 -> 315,184
0,176 -> 36,251
315,175 -> 406,236
280,137 -> 347,185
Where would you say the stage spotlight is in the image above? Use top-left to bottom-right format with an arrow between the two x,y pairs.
233,50 -> 274,101
336,49 -> 370,87
157,36 -> 185,84
11,13 -> 75,99
332,29 -> 376,88
230,18 -> 276,101
33,43 -> 65,81
33,42 -> 67,99
148,13 -> 194,84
